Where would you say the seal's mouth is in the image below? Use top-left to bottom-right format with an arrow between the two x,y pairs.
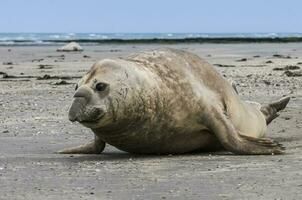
69,108 -> 105,123
78,112 -> 105,123
68,97 -> 106,124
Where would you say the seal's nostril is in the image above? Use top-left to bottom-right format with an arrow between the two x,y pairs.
73,86 -> 92,101
69,115 -> 77,122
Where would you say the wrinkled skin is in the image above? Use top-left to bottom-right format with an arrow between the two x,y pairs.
58,48 -> 290,155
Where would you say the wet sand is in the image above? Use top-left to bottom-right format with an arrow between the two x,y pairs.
0,43 -> 302,199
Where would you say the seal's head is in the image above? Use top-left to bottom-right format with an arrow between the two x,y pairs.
68,59 -> 134,129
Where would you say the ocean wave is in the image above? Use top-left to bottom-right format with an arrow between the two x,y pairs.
50,35 -> 61,39
1,33 -> 302,46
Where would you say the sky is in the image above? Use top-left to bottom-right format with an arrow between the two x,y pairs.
0,0 -> 301,33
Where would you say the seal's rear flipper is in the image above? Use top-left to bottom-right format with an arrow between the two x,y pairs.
270,96 -> 290,112
260,96 -> 290,125
206,107 -> 285,155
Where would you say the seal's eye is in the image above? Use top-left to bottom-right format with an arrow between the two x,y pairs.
75,84 -> 78,91
95,82 -> 108,92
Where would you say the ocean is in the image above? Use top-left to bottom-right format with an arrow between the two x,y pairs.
1,32 -> 302,46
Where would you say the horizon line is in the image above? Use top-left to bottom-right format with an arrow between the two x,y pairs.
1,32 -> 302,34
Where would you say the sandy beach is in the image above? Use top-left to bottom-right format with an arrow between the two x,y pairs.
0,43 -> 302,199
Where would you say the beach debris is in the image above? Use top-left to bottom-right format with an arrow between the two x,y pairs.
37,74 -> 82,80
83,55 -> 91,58
236,58 -> 247,62
253,55 -> 260,58
273,54 -> 291,59
32,58 -> 44,62
46,55 -> 65,58
266,60 -> 273,64
273,65 -> 300,71
3,62 -> 13,65
282,116 -> 292,120
0,79 -> 30,82
214,64 -> 236,68
263,80 -> 271,85
54,80 -> 73,85
38,64 -> 53,69
284,65 -> 300,70
57,42 -> 83,52
37,74 -> 58,80
297,62 -> 302,65
1,73 -> 81,80
241,65 -> 266,67
110,49 -> 122,52
284,70 -> 302,77
1,73 -> 15,78
1,73 -> 35,79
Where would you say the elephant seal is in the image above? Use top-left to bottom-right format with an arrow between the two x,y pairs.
57,42 -> 83,52
58,48 -> 290,155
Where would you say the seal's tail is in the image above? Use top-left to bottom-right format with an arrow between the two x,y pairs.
260,96 -> 290,125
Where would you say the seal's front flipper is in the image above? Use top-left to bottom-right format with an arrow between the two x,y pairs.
57,136 -> 105,154
206,107 -> 285,155
260,96 -> 290,125
231,81 -> 238,94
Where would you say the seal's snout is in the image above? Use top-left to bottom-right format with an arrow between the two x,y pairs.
68,97 -> 87,122
68,85 -> 106,124
68,86 -> 93,122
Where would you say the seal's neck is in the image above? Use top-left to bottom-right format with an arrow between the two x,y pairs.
92,116 -> 146,136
